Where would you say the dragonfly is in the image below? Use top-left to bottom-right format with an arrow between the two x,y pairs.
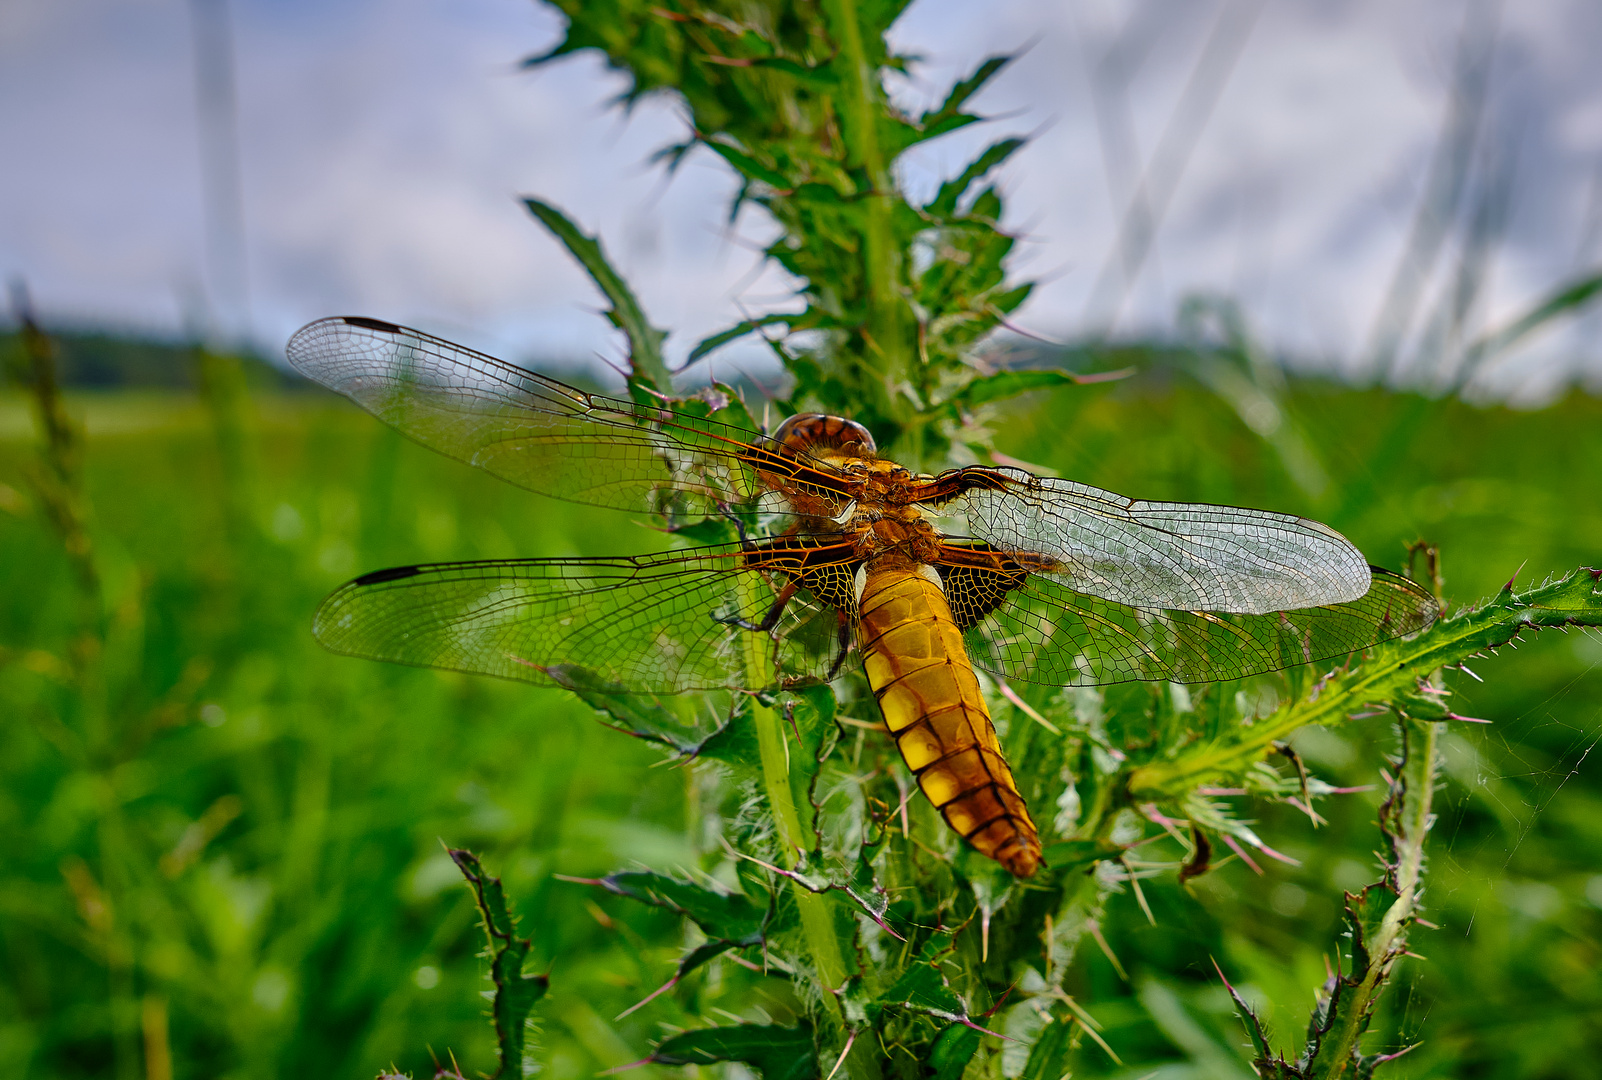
286,316 -> 1438,879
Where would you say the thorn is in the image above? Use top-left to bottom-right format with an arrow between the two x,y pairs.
1054,993 -> 1122,1064
1447,713 -> 1492,724
982,905 -> 991,963
1253,841 -> 1301,867
615,973 -> 680,1020
994,675 -> 1061,734
1458,664 -> 1484,682
955,1014 -> 1018,1041
1235,828 -> 1301,866
1086,919 -> 1128,981
1210,956 -> 1242,997
723,951 -> 767,974
1071,366 -> 1138,384
894,775 -> 913,839
1415,916 -> 1440,930
584,900 -> 615,930
1283,796 -> 1327,826
1139,803 -> 1193,851
1219,833 -> 1263,875
1122,858 -> 1157,925
980,981 -> 1018,1019
823,1029 -> 857,1080
1372,1042 -> 1423,1064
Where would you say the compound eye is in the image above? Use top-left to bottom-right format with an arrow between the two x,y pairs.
834,418 -> 877,454
771,413 -> 823,449
773,413 -> 877,455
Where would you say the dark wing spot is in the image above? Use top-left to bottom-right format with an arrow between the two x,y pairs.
354,565 -> 425,586
342,315 -> 403,333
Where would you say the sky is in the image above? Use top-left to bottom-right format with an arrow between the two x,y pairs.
2,0 -> 1600,400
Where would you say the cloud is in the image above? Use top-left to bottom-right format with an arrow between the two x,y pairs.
1,0 -> 1597,389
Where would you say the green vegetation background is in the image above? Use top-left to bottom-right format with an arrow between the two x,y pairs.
3,339 -> 1600,1077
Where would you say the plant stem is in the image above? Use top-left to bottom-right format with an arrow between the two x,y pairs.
739,583 -> 851,1031
1324,718 -> 1440,1078
752,699 -> 851,995
823,0 -> 909,428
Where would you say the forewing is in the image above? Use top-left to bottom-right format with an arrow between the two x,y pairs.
939,468 -> 1371,614
964,566 -> 1438,686
312,546 -> 845,692
285,317 -> 846,517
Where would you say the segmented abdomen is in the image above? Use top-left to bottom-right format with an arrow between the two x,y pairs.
857,564 -> 1043,877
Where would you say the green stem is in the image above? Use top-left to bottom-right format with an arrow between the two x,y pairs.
752,699 -> 851,995
1324,718 -> 1440,1077
739,585 -> 850,1029
823,0 -> 908,418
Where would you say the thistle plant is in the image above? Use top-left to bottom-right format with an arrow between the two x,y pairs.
362,2 -> 1602,1077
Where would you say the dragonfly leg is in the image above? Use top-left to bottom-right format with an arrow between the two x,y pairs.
713,579 -> 799,632
826,610 -> 852,680
717,503 -> 755,548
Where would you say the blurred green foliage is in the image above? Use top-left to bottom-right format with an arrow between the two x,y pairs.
0,329 -> 292,392
3,355 -> 1600,1077
4,0 -> 1601,1076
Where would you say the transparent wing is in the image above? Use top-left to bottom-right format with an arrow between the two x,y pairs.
313,545 -> 851,693
964,566 -> 1437,686
929,467 -> 1371,614
285,316 -> 850,517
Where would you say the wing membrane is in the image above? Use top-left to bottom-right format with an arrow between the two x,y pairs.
965,566 -> 1437,686
935,468 -> 1371,614
286,317 -> 848,517
312,545 -> 849,692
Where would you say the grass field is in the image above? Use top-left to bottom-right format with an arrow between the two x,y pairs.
3,367 -> 1600,1078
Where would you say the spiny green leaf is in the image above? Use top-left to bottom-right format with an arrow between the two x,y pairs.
782,684 -> 840,846
925,137 -> 1025,217
670,937 -> 742,982
926,1023 -> 982,1080
523,198 -> 672,390
937,367 -> 1090,416
691,695 -> 762,767
1019,1016 -> 1076,1080
903,54 -> 1014,155
579,866 -> 769,992
1128,567 -> 1602,797
1039,838 -> 1126,878
650,1023 -> 818,1080
747,54 -> 839,90
701,137 -> 794,190
1215,959 -> 1276,1065
545,667 -> 707,754
449,850 -> 549,1080
876,930 -> 964,1017
1342,885 -> 1400,983
594,868 -> 766,942
686,312 -> 816,367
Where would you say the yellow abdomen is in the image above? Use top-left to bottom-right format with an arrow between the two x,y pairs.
857,563 -> 1043,877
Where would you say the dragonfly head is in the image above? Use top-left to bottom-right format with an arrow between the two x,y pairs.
773,413 -> 877,458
